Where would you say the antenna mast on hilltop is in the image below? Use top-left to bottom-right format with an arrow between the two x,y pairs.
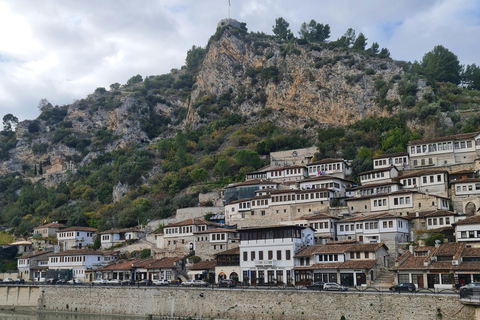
228,0 -> 231,19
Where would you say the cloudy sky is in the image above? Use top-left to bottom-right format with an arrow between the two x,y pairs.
1,0 -> 479,125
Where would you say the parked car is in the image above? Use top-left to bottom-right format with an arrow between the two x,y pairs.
153,279 -> 169,286
182,279 -> 208,287
56,279 -> 67,285
67,279 -> 83,285
15,278 -> 25,284
139,279 -> 153,286
307,281 -> 325,290
459,282 -> 480,298
323,282 -> 348,291
389,283 -> 416,293
121,279 -> 136,286
218,279 -> 236,288
92,279 -> 107,285
45,278 -> 57,284
106,279 -> 122,285
3,278 -> 15,283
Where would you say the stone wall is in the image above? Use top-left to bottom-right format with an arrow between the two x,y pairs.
176,206 -> 224,222
0,285 -> 477,319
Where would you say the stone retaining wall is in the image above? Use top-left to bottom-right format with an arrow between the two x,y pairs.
0,285 -> 477,320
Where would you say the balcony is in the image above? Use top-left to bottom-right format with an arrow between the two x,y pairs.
255,259 -> 276,267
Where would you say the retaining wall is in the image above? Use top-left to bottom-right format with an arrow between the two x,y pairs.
0,285 -> 477,320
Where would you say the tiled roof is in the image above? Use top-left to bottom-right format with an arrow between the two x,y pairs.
294,245 -> 323,257
266,165 -> 306,171
346,190 -> 417,201
339,212 -> 408,223
351,181 -> 401,191
408,132 -> 479,145
49,249 -> 102,256
397,169 -> 448,179
302,213 -> 339,221
147,257 -> 183,269
316,242 -> 387,254
34,223 -> 66,229
308,158 -> 345,165
407,210 -> 457,219
452,215 -> 480,226
301,175 -> 355,184
224,179 -> 278,189
56,226 -> 96,233
215,247 -> 240,256
99,227 -> 142,234
166,218 -> 219,228
270,188 -> 331,195
372,152 -> 408,160
95,259 -> 141,271
450,178 -> 480,184
189,260 -> 217,270
359,166 -> 398,175
461,247 -> 480,257
132,258 -> 156,268
16,250 -> 53,259
193,228 -> 237,234
339,260 -> 376,269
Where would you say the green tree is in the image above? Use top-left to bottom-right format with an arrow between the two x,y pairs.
2,114 -> 18,132
272,17 -> 293,41
343,28 -> 356,47
353,33 -> 367,51
379,48 -> 390,58
214,159 -> 229,179
368,42 -> 379,55
462,64 -> 480,90
185,45 -> 206,73
0,231 -> 15,244
190,168 -> 209,182
126,74 -> 143,86
110,82 -> 121,91
421,45 -> 462,84
235,150 -> 262,169
298,20 -> 330,42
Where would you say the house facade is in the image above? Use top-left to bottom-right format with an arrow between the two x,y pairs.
238,225 -> 314,285
48,249 -> 105,281
193,228 -> 239,260
56,226 -> 96,251
162,218 -> 219,255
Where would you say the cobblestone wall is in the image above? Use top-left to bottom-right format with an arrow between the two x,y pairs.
13,286 -> 473,320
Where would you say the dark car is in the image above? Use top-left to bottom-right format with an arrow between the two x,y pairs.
139,279 -> 153,286
15,278 -> 25,284
459,282 -> 480,298
307,281 -> 325,290
56,279 -> 67,285
389,283 -> 416,293
218,279 -> 236,288
121,279 -> 136,286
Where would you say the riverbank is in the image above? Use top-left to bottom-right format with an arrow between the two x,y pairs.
0,285 -> 476,320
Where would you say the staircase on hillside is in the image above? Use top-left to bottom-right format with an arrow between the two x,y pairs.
371,270 -> 394,288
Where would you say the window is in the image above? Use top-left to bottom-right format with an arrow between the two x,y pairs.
277,250 -> 282,260
389,221 -> 393,228
365,252 -> 369,258
356,252 -> 360,259
268,251 -> 273,260
259,251 -> 264,260
286,250 -> 291,260
251,251 -> 255,260
383,221 -> 387,228
243,252 -> 248,261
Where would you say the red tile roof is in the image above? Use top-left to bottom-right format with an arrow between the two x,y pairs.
372,152 -> 408,160
147,257 -> 183,269
49,249 -> 102,256
408,132 -> 479,145
34,223 -> 66,229
56,226 -> 96,233
452,215 -> 480,226
189,260 -> 217,270
193,228 -> 237,234
166,218 -> 219,228
339,260 -> 376,269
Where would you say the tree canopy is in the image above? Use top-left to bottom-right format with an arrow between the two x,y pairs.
272,17 -> 293,41
421,45 -> 462,84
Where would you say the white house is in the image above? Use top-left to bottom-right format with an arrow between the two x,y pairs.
238,225 -> 314,285
407,131 -> 480,168
452,215 -> 480,247
306,158 -> 351,179
451,178 -> 480,215
299,175 -> 355,199
56,226 -> 96,251
99,226 -> 145,249
48,249 -> 105,281
397,169 -> 449,197
372,152 -> 409,170
264,165 -> 308,183
358,166 -> 399,185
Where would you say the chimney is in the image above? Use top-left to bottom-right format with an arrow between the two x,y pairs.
435,240 -> 441,248
415,211 -> 419,217
409,245 -> 414,254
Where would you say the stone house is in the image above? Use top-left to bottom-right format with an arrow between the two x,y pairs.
293,242 -> 389,287
407,210 -> 466,243
188,260 -> 217,283
450,178 -> 480,215
99,226 -> 145,249
33,222 -> 66,238
162,218 -> 219,255
292,213 -> 339,244
391,242 -> 480,289
56,226 -> 96,251
215,247 -> 240,283
305,158 -> 351,179
16,249 -> 53,281
397,169 -> 449,197
358,166 -> 399,186
193,228 -> 239,260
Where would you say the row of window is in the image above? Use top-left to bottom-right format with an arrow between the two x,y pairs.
308,163 -> 343,173
460,231 -> 480,239
374,157 -> 407,167
427,217 -> 450,226
165,225 -> 206,235
410,142 -> 456,155
358,186 -> 392,197
271,192 -> 329,203
308,182 -> 340,189
339,222 -> 381,232
50,256 -> 88,263
360,171 -> 386,181
311,222 -> 330,230
269,168 -> 303,177
456,184 -> 480,193
349,252 -> 370,259
242,250 -> 292,261
393,196 -> 411,205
